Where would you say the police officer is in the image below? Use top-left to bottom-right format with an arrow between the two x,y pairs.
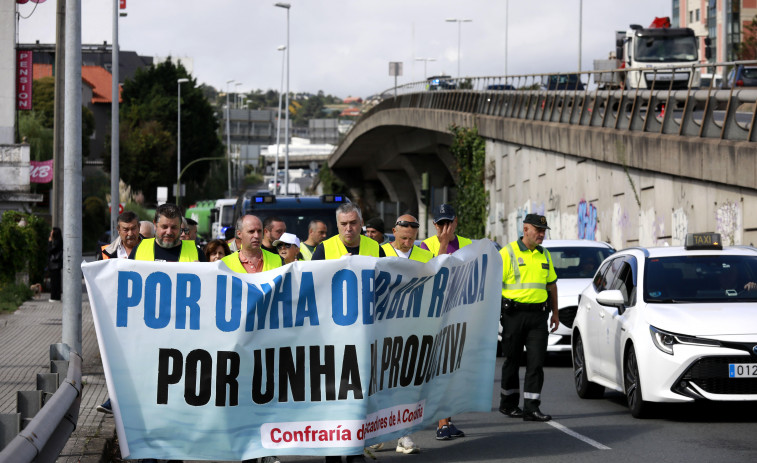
499,213 -> 559,422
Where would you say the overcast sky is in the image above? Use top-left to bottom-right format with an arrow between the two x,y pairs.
17,0 -> 672,99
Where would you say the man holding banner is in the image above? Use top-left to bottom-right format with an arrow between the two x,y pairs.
311,203 -> 386,260
129,203 -> 205,262
222,215 -> 282,273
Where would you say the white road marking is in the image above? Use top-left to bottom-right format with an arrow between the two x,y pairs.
547,420 -> 611,450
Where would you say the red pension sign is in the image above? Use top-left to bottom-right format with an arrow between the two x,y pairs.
30,160 -> 54,183
120,0 -> 126,9
17,50 -> 32,110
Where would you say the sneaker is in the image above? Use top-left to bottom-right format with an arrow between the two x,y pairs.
97,398 -> 113,414
261,457 -> 281,463
447,422 -> 465,438
368,442 -> 384,450
435,425 -> 452,440
396,436 -> 419,454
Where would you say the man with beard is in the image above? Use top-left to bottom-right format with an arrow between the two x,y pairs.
129,203 -> 205,262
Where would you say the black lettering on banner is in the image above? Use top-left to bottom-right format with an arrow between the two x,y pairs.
369,340 -> 378,396
216,351 -> 240,406
415,335 -> 434,386
157,348 -> 183,404
279,346 -> 306,402
339,345 -> 362,400
400,335 -> 419,387
310,345 -> 336,402
380,337 -> 392,390
184,349 -> 213,406
252,348 -> 276,404
389,336 -> 403,388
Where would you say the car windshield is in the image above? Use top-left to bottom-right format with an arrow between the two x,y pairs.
547,246 -> 615,279
634,35 -> 698,62
644,255 -> 757,302
741,67 -> 757,79
245,208 -> 337,240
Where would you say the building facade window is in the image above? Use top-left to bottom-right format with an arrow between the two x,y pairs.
707,0 -> 718,64
672,0 -> 680,27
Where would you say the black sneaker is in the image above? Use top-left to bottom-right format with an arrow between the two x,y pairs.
96,398 -> 112,414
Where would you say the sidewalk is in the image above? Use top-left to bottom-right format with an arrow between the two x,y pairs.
0,288 -> 114,462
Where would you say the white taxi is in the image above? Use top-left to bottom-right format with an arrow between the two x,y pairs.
572,233 -> 757,417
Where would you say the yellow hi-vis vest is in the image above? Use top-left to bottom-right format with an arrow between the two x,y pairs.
500,239 -> 557,304
221,250 -> 282,273
322,235 -> 380,259
299,243 -> 314,261
134,239 -> 199,262
381,243 -> 434,263
422,234 -> 472,257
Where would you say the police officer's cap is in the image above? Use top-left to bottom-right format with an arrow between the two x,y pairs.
523,213 -> 550,230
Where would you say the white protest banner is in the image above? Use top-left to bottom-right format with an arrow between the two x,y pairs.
81,240 -> 502,461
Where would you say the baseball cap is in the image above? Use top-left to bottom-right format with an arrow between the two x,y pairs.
523,213 -> 550,230
433,204 -> 456,224
272,232 -> 301,248
365,217 -> 385,234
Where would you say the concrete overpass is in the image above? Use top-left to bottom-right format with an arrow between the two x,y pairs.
329,81 -> 757,248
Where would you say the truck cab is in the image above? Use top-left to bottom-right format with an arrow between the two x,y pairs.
619,19 -> 701,89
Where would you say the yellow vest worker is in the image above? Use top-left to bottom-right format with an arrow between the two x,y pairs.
381,242 -> 433,263
222,250 -> 282,273
422,234 -> 472,257
322,234 -> 380,259
134,238 -> 200,262
299,243 -> 314,261
498,213 -> 559,423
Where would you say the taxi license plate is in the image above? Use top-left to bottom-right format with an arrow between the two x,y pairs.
729,363 -> 757,378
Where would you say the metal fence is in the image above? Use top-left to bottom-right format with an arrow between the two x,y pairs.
365,61 -> 757,142
0,343 -> 81,463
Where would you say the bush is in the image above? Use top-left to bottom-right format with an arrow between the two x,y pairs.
0,282 -> 33,313
0,211 -> 49,285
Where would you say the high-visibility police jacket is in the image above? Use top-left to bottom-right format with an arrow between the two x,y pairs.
381,243 -> 434,263
134,239 -> 199,262
500,238 -> 557,304
221,250 -> 282,273
322,235 -> 380,259
422,234 -> 472,257
299,243 -> 314,261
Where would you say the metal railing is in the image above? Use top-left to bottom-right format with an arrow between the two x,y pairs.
0,344 -> 82,463
363,61 -> 757,142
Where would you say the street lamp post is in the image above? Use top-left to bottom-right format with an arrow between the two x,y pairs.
110,0 -> 120,239
176,77 -> 189,209
415,57 -> 436,79
445,18 -> 472,78
275,2 -> 291,195
274,45 -> 286,193
225,79 -> 234,197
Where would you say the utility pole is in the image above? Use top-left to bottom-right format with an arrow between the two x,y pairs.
52,0 -> 66,228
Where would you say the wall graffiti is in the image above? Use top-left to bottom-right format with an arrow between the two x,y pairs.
671,208 -> 688,246
716,201 -> 741,245
577,200 -> 597,240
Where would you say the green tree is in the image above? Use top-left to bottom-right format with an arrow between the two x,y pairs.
107,60 -> 223,205
449,125 -> 487,239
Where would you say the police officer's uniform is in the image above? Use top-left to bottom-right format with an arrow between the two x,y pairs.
499,214 -> 557,421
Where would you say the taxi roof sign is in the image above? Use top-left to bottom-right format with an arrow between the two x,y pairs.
684,232 -> 722,250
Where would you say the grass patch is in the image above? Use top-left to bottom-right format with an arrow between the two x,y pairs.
0,282 -> 33,313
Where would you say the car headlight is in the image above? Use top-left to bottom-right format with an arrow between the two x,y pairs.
649,326 -> 721,355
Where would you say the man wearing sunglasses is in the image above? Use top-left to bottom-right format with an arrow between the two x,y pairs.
419,203 -> 470,441
381,215 -> 433,263
373,214 -> 431,454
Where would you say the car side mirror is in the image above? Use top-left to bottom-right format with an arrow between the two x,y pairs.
596,289 -> 625,308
